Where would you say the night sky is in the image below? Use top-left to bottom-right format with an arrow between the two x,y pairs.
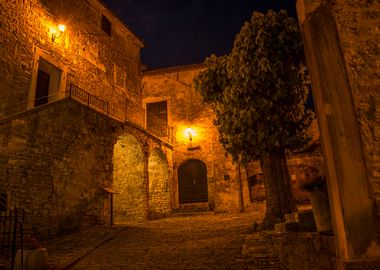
101,0 -> 297,69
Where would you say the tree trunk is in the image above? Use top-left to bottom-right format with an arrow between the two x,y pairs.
259,148 -> 297,230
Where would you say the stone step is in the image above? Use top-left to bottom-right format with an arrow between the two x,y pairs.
285,209 -> 313,222
284,209 -> 317,232
274,221 -> 299,233
171,207 -> 211,217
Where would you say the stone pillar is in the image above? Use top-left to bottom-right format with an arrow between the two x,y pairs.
297,0 -> 380,268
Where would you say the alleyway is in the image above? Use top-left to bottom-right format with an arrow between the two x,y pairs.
45,203 -> 280,270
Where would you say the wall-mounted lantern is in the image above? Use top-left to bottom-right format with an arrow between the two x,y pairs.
51,23 -> 66,42
184,127 -> 195,143
184,127 -> 200,151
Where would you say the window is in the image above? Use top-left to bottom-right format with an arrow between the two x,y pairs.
101,15 -> 112,36
146,101 -> 168,136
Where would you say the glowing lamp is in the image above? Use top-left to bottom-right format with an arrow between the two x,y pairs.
51,23 -> 66,42
184,127 -> 195,142
58,24 -> 66,32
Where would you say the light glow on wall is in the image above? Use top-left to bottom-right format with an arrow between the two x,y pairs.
184,127 -> 196,142
175,125 -> 199,144
58,24 -> 66,33
51,23 -> 66,42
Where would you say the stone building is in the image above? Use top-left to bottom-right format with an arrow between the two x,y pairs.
142,65 -> 250,213
0,0 -> 248,239
0,0 -> 323,242
0,0 -> 175,238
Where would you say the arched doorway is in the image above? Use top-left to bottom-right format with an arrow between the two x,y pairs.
178,159 -> 208,203
113,134 -> 146,223
148,148 -> 170,219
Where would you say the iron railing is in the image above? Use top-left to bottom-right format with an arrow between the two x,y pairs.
125,97 -> 145,128
0,195 -> 24,270
146,112 -> 174,143
0,84 -> 174,144
0,91 -> 62,119
68,84 -> 174,142
68,84 -> 110,117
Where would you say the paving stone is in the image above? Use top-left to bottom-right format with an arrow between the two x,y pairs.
40,203 -> 281,270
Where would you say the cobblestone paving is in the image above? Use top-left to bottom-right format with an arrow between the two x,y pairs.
46,203 -> 282,270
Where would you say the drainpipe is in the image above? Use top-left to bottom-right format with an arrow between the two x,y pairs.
110,193 -> 114,225
238,162 -> 244,212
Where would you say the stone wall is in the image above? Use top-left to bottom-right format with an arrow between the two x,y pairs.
113,134 -> 146,223
329,0 -> 380,229
246,120 -> 323,204
0,0 -> 142,118
271,232 -> 336,270
148,148 -> 171,219
0,99 -> 122,238
0,98 -> 174,238
142,65 -> 251,213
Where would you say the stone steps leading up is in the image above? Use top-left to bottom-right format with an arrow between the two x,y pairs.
241,233 -> 281,269
170,206 -> 211,217
275,209 -> 317,233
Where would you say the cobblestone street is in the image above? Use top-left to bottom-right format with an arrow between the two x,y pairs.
45,203 -> 280,270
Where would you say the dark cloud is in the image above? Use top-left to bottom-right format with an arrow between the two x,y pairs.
102,0 -> 297,68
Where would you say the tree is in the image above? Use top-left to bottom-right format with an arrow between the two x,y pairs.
194,10 -> 314,230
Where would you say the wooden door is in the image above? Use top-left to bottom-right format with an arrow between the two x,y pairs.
178,160 -> 208,203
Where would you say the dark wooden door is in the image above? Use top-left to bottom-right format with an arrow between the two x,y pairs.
178,160 -> 208,203
34,69 -> 50,107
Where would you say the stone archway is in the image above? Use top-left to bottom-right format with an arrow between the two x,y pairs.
113,134 -> 146,223
148,148 -> 171,219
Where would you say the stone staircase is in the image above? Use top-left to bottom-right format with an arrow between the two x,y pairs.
274,209 -> 317,233
171,203 -> 211,217
241,232 -> 281,269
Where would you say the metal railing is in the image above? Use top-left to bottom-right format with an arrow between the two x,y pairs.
146,112 -> 174,143
68,84 -> 110,117
125,97 -> 145,128
68,84 -> 174,143
0,84 -> 174,144
0,92 -> 62,119
0,195 -> 24,270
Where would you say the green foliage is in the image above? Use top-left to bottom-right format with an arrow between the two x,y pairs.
194,10 -> 314,163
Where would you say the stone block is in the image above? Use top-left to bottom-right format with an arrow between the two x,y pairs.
275,222 -> 299,232
342,258 -> 380,270
296,210 -> 317,232
285,210 -> 317,232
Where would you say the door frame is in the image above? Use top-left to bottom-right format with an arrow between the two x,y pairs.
27,47 -> 67,109
178,159 -> 208,204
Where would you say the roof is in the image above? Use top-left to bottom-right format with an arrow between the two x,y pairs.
142,63 -> 206,76
88,0 -> 144,47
